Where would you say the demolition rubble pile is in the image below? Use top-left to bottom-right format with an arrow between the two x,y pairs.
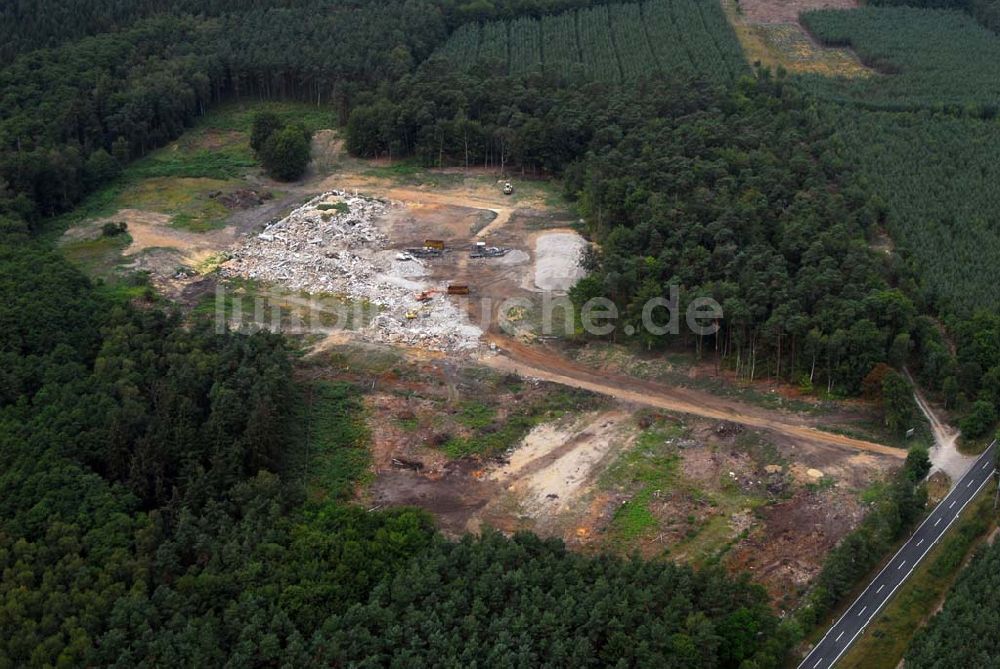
221,191 -> 482,352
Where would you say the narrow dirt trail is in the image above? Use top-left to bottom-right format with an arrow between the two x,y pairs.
483,337 -> 906,459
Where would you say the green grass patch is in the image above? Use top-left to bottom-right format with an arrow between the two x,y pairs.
600,419 -> 773,561
837,482 -> 996,669
196,278 -> 376,332
60,233 -> 132,278
198,100 -> 336,134
958,435 -> 991,456
294,381 -> 372,501
363,161 -> 464,187
317,201 -> 350,214
46,100 -> 332,240
454,401 -> 497,430
602,421 -> 684,541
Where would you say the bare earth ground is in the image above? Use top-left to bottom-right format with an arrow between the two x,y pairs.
334,345 -> 895,609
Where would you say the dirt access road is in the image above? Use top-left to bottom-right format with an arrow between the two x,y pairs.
484,336 -> 906,459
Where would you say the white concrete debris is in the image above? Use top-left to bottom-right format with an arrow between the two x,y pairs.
221,190 -> 482,352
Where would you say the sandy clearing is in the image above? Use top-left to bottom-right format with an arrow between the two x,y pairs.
534,231 -> 587,292
737,0 -> 858,25
488,410 -> 631,513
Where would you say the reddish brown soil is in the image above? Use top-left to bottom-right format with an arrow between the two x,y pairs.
727,488 -> 865,610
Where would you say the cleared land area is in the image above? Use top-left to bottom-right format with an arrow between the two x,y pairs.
721,0 -> 870,76
55,100 -> 915,614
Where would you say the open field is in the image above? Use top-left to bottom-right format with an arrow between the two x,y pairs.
802,6 -> 1000,110
722,0 -> 870,77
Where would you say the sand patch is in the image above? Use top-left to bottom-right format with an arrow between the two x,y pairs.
487,410 -> 630,515
534,231 -> 587,292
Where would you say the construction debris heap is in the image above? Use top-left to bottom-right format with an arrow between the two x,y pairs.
221,191 -> 482,352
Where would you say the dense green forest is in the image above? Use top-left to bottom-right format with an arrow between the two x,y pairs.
434,0 -> 747,83
4,0 -> 1000,665
0,1 -> 795,665
0,0 -> 623,60
0,225 -> 787,666
346,68 -> 918,394
824,109 -> 1000,316
905,530 -> 1000,666
867,0 -> 1000,32
801,6 -> 1000,113
0,6 -> 442,220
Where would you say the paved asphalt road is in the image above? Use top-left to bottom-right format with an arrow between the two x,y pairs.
798,441 -> 998,669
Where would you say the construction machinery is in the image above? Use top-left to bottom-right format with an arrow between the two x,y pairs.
447,284 -> 470,296
470,240 -> 509,258
403,239 -> 446,259
415,290 -> 437,302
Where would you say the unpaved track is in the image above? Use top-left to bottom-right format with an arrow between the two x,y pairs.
906,369 -> 973,482
484,337 -> 905,459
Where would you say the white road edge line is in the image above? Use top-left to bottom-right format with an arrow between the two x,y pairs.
799,442 -> 996,669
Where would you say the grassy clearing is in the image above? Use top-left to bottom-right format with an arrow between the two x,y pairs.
958,436 -> 991,456
600,418 -> 775,562
601,421 -> 685,540
838,482 -> 997,669
818,417 -> 933,452
293,380 -> 372,501
60,233 -> 132,278
363,161 -> 465,188
721,0 -> 870,77
48,101 -> 331,238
